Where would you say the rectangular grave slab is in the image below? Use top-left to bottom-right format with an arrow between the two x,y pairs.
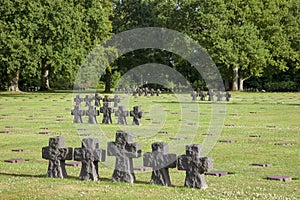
66,161 -> 82,167
267,176 -> 292,182
133,166 -> 152,171
219,140 -> 236,143
11,149 -> 24,152
205,171 -> 228,177
4,158 -> 25,163
252,163 -> 272,167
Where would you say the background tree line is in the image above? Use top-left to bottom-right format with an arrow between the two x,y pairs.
1,0 -> 299,92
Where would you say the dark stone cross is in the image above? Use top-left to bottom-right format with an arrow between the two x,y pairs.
74,95 -> 83,106
156,89 -> 161,96
86,105 -> 99,124
144,87 -> 149,96
130,106 -> 144,125
94,93 -> 102,107
207,89 -> 214,101
113,95 -> 121,107
177,144 -> 213,189
42,136 -> 73,178
143,142 -> 176,186
71,105 -> 84,123
191,91 -> 197,101
138,88 -> 143,96
84,95 -> 94,107
74,138 -> 106,181
150,88 -> 155,96
115,106 -> 128,125
107,131 -> 142,183
200,91 -> 206,101
225,91 -> 231,101
100,102 -> 114,124
217,91 -> 223,101
102,95 -> 112,103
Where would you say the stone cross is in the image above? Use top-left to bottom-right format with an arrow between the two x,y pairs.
74,138 -> 106,181
100,102 -> 114,124
94,93 -> 102,107
150,88 -> 155,96
102,95 -> 112,103
107,131 -> 142,183
84,95 -> 94,107
138,88 -> 143,96
144,87 -> 149,96
143,142 -> 176,186
113,95 -> 121,107
217,91 -> 223,101
71,105 -> 84,123
74,95 -> 83,106
156,89 -> 161,96
177,144 -> 213,189
207,89 -> 214,101
42,136 -> 73,178
191,91 -> 197,101
199,91 -> 206,101
86,105 -> 99,124
130,106 -> 144,125
115,106 -> 128,125
225,91 -> 231,101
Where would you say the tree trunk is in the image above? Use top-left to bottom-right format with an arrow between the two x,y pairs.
232,67 -> 239,91
104,67 -> 111,92
239,76 -> 251,92
8,69 -> 20,92
41,62 -> 51,91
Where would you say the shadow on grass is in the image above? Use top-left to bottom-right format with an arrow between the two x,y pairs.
0,172 -> 45,178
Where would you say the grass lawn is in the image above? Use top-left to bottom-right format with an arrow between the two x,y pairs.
0,91 -> 299,199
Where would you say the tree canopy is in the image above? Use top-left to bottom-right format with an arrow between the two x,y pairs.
0,0 -> 299,91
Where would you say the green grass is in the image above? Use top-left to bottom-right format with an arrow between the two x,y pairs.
0,91 -> 299,199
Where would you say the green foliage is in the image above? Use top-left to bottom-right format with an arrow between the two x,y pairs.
265,81 -> 298,92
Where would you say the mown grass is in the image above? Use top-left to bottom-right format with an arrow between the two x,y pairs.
0,91 -> 299,199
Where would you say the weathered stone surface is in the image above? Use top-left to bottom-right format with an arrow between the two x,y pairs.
71,105 -> 84,123
74,138 -> 106,181
267,176 -> 292,182
115,106 -> 128,125
130,106 -> 144,126
113,95 -> 121,107
205,171 -> 228,176
191,91 -> 197,101
4,158 -> 25,163
100,103 -> 113,124
252,163 -> 272,167
177,144 -> 213,189
144,142 -> 176,186
225,91 -> 231,101
86,106 -> 99,124
107,131 -> 142,183
74,95 -> 83,106
94,93 -> 102,107
66,161 -> 82,167
42,136 -> 73,178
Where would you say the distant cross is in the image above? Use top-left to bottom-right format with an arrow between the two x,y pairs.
102,95 -> 112,103
150,88 -> 155,96
84,95 -> 94,107
86,105 -> 99,124
115,106 -> 128,125
107,131 -> 142,183
42,136 -> 73,178
71,105 -> 84,123
225,91 -> 231,101
156,89 -> 161,96
144,87 -> 149,96
191,91 -> 197,101
138,88 -> 143,96
177,144 -> 213,189
132,88 -> 138,96
217,91 -> 223,101
143,142 -> 176,186
199,91 -> 206,101
74,138 -> 106,181
74,95 -> 83,106
130,106 -> 144,125
100,102 -> 114,124
113,95 -> 121,107
207,89 -> 214,101
94,93 -> 102,107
